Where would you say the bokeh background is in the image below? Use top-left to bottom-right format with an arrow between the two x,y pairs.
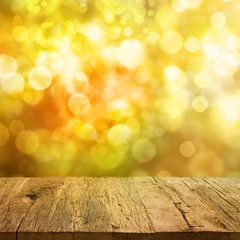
0,0 -> 240,177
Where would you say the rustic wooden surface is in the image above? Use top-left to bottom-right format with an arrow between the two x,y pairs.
0,177 -> 239,240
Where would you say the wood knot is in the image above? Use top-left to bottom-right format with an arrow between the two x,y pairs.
112,224 -> 120,229
25,194 -> 38,201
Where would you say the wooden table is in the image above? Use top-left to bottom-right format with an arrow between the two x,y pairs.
0,177 -> 239,240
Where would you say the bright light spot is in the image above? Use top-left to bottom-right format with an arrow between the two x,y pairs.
184,37 -> 200,53
77,124 -> 97,140
204,44 -> 220,60
226,36 -> 240,52
107,99 -> 131,120
107,124 -> 132,146
61,52 -> 81,87
72,72 -> 89,93
28,66 -> 52,90
101,46 -> 119,65
93,149 -> 125,171
77,4 -> 88,13
192,96 -> 208,112
36,51 -> 63,75
119,40 -> 144,69
104,9 -> 115,23
132,138 -> 156,163
84,25 -> 104,42
172,0 -> 202,12
12,26 -> 29,42
161,30 -> 183,54
179,141 -> 196,157
147,9 -> 155,17
166,72 -> 187,91
123,27 -> 133,37
0,54 -> 17,78
194,72 -> 210,88
214,54 -> 238,78
226,53 -> 239,67
186,0 -> 202,9
68,93 -> 90,116
147,32 -> 160,43
171,0 -> 187,13
1,72 -> 24,95
164,65 -> 180,81
9,120 -> 24,136
219,97 -> 240,122
16,130 -> 39,155
126,118 -> 140,134
211,12 -> 226,28
0,123 -> 9,147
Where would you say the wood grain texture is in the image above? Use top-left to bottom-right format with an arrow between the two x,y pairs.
0,177 -> 239,240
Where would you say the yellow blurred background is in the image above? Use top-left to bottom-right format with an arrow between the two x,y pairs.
0,0 -> 240,177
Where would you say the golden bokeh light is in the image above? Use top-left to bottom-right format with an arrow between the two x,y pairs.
72,72 -> 89,93
161,30 -> 183,54
179,141 -> 196,158
204,44 -> 220,60
16,130 -> 40,155
36,51 -> 63,75
192,96 -> 208,112
119,40 -> 144,69
107,99 -> 131,121
184,37 -> 200,53
107,124 -> 132,146
1,72 -> 25,95
28,66 -> 52,90
9,120 -> 25,136
218,96 -> 240,122
0,0 -> 240,177
0,123 -> 9,147
0,55 -> 17,78
164,65 -> 180,81
132,138 -> 156,164
68,93 -> 90,116
194,72 -> 210,88
171,0 -> 187,13
77,124 -> 98,141
211,12 -> 226,28
12,26 -> 29,42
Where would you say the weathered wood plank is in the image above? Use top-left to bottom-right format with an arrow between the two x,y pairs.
0,177 -> 239,240
16,177 -> 71,240
0,178 -> 29,240
133,177 -> 189,232
73,177 -> 113,240
107,177 -> 154,238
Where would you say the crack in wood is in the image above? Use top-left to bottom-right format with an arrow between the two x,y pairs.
172,202 -> 194,231
16,200 -> 35,240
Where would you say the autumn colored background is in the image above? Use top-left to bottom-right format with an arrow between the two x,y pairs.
0,0 -> 240,177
